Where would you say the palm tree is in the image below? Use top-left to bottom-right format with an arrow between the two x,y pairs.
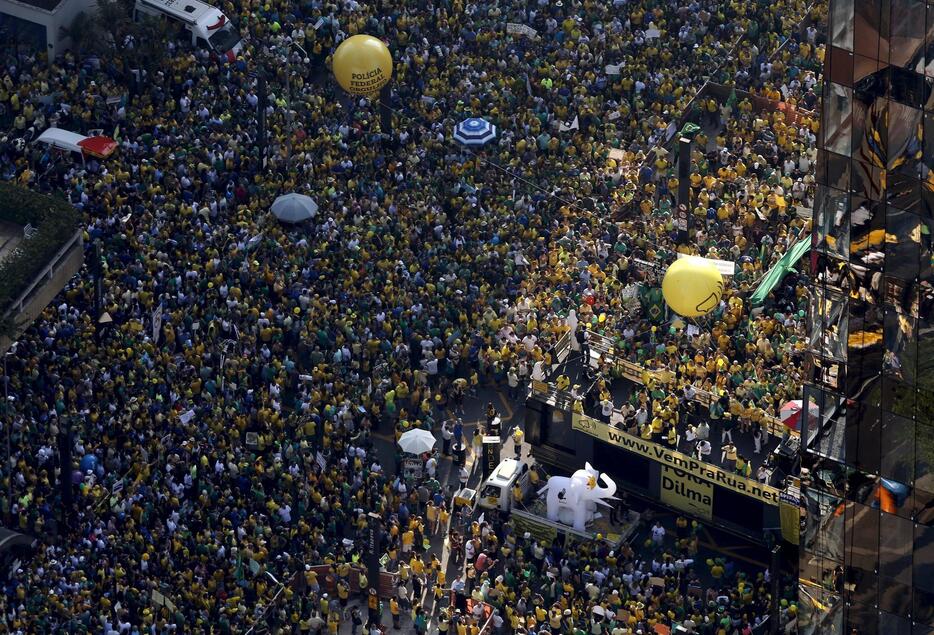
59,11 -> 100,59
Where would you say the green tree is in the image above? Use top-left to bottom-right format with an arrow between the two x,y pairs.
59,11 -> 100,59
94,0 -> 133,54
128,14 -> 173,75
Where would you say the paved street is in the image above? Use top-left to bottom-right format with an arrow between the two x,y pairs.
328,382 -> 525,633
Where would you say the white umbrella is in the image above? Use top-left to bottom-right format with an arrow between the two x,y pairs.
454,117 -> 497,146
398,428 -> 436,455
271,193 -> 318,223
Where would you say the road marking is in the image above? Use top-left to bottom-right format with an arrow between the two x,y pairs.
496,390 -> 515,422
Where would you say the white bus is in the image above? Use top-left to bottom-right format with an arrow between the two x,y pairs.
133,0 -> 242,61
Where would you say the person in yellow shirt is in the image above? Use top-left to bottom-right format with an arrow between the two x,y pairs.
327,608 -> 340,634
426,502 -> 438,534
640,422 -> 654,441
410,555 -> 425,577
402,528 -> 415,555
437,506 -> 450,535
337,579 -> 350,615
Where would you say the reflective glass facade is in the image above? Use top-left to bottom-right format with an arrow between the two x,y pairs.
803,0 -> 934,633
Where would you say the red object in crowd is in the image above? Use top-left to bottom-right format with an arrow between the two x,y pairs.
77,136 -> 118,159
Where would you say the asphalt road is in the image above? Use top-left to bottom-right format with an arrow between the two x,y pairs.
334,382 -> 524,633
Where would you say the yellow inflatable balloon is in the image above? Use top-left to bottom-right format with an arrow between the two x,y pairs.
332,34 -> 393,96
661,257 -> 724,317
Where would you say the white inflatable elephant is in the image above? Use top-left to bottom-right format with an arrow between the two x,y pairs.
538,462 -> 618,532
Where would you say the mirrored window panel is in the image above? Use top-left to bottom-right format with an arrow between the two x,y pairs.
881,410 -> 917,484
926,2 -> 934,76
884,309 -> 918,384
846,568 -> 879,635
879,513 -> 914,587
824,83 -> 855,157
805,387 -> 849,461
914,523 -> 934,593
889,206 -> 923,260
855,0 -> 883,59
803,488 -> 846,562
845,403 -> 882,471
890,0 -> 926,69
845,501 -> 880,572
879,611 -> 913,635
888,100 -> 924,183
832,0 -> 856,51
810,286 -> 849,360
814,186 -> 851,258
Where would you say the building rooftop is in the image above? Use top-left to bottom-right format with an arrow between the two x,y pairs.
5,0 -> 65,11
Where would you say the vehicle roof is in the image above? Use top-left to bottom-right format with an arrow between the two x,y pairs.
35,128 -> 86,153
137,0 -> 218,25
487,458 -> 522,483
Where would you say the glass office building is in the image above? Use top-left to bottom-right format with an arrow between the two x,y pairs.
802,0 -> 934,633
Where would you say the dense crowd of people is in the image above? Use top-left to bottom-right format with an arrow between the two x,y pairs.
0,0 -> 822,630
436,509 -> 798,635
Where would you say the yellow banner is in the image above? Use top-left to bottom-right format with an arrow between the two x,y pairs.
660,465 -> 713,520
779,490 -> 801,545
572,413 -> 781,506
511,511 -> 558,546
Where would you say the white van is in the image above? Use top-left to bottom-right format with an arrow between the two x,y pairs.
134,0 -> 243,61
478,458 -> 532,512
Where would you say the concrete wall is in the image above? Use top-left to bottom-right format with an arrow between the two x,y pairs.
0,0 -> 96,61
0,241 -> 83,354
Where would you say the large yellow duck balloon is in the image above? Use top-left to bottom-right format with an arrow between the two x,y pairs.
662,257 -> 724,317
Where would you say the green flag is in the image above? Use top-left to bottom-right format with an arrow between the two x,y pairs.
749,236 -> 813,306
639,286 -> 667,323
680,122 -> 701,138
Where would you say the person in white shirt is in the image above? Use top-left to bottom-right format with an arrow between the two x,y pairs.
695,439 -> 712,461
441,421 -> 454,456
635,406 -> 648,427
757,465 -> 771,484
507,367 -> 519,399
651,521 -> 666,546
685,425 -> 697,444
531,361 -> 545,382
